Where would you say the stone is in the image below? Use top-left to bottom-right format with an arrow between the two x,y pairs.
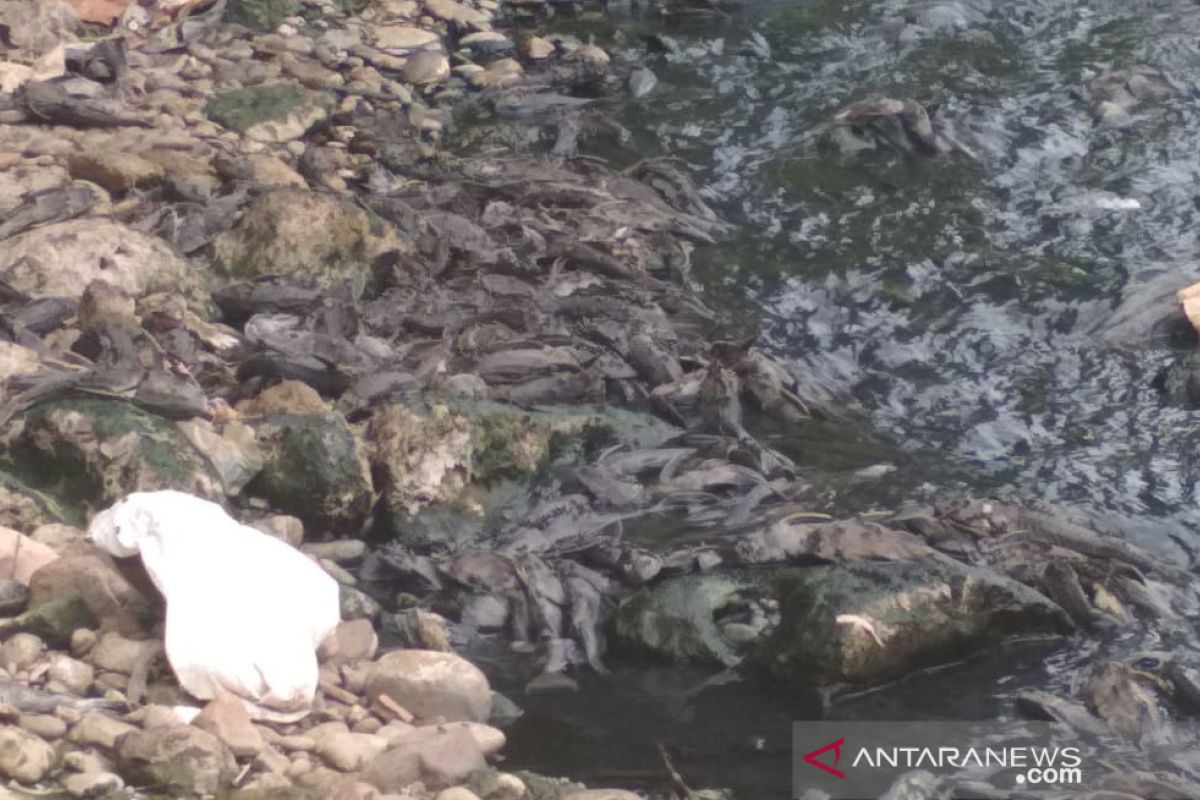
205,83 -> 331,142
62,771 -> 125,798
224,0 -> 300,30
29,523 -> 87,553
0,527 -> 58,583
0,632 -> 43,673
115,724 -> 237,795
437,789 -> 482,800
18,713 -> 67,740
304,539 -> 368,563
0,726 -> 53,783
0,472 -> 63,532
363,650 -> 492,723
67,152 -> 163,195
471,771 -> 526,800
0,218 -> 198,301
313,729 -> 389,771
247,412 -> 375,536
243,153 -> 308,188
175,419 -> 264,497
374,26 -> 440,51
192,692 -> 265,758
89,631 -> 158,674
319,619 -> 379,665
68,711 -> 138,750
237,380 -> 330,416
403,51 -> 450,85
388,721 -> 505,757
69,630 -> 97,658
250,514 -> 305,547
28,553 -> 156,639
424,0 -> 488,25
363,727 -> 485,792
563,792 -> 643,800
277,734 -> 316,752
214,189 -> 397,289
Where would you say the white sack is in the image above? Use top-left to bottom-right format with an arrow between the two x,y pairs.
88,490 -> 340,718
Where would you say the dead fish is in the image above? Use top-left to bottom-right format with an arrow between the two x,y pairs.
1088,66 -> 1179,122
829,96 -> 977,160
18,78 -> 151,128
0,185 -> 99,241
0,679 -> 123,714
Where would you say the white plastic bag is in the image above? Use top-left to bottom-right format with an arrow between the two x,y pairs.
88,490 -> 340,719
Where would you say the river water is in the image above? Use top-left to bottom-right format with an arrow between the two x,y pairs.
470,1 -> 1200,795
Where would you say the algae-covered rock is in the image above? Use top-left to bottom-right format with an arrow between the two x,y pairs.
206,84 -> 332,142
368,400 -> 679,546
750,558 -> 1073,685
115,725 -> 237,796
0,399 -> 223,520
214,189 -> 395,289
246,412 -> 374,537
0,471 -> 65,530
612,573 -> 753,667
6,594 -> 97,648
223,0 -> 299,29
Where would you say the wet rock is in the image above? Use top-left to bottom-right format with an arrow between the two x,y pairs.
425,0 -> 489,26
363,650 -> 492,723
192,692 -> 265,758
115,724 -> 237,796
206,83 -> 332,142
469,770 -> 527,800
5,593 -> 96,647
68,711 -> 138,750
176,419 -> 264,496
238,380 -> 330,416
20,713 -> 67,740
613,573 -> 755,666
363,725 -> 486,792
750,559 -> 1074,685
215,189 -> 397,289
374,25 -> 441,52
0,726 -> 54,783
0,472 -> 63,532
67,152 -> 163,195
247,412 -> 374,536
404,51 -> 451,86
341,585 -> 382,621
224,0 -> 299,30
0,218 -> 197,300
2,399 -> 223,516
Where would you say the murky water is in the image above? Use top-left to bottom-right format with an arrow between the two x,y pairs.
463,1 -> 1200,795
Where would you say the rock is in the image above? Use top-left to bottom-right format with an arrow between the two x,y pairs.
403,51 -> 450,86
70,629 -> 97,658
2,399 -> 224,515
29,523 -> 87,553
68,711 -> 138,750
304,539 -> 367,563
115,724 -> 237,795
0,578 -> 28,615
206,83 -> 332,142
363,650 -> 492,723
363,726 -> 485,792
563,792 -> 643,800
319,618 -> 379,665
192,692 -> 265,758
750,560 -> 1075,684
469,770 -> 526,800
524,37 -> 555,60
388,721 -> 505,757
341,586 -> 382,622
0,218 -> 197,300
224,0 -> 299,29
437,789 -> 482,800
19,713 -> 68,740
61,771 -> 124,798
387,608 -> 450,652
468,59 -> 522,90
250,514 -> 305,547
0,632 -> 44,672
67,152 -> 163,195
175,419 -> 264,497
238,380 -> 329,416
242,154 -> 308,188
313,729 -> 389,771
247,412 -> 374,536
89,631 -> 158,674
0,472 -> 63,533
374,26 -> 440,51
48,655 -> 94,694
0,726 -> 54,783
214,189 -> 397,289
0,528 -> 57,584
28,553 -> 156,638
424,0 -> 489,25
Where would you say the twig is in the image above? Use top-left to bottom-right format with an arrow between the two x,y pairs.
657,742 -> 696,800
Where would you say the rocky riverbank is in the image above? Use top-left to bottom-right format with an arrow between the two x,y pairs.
4,0 -> 1200,798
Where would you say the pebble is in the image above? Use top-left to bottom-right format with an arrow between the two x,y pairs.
68,711 -> 138,750
403,51 -> 451,85
0,727 -> 54,783
192,692 -> 265,758
20,713 -> 68,739
61,771 -> 124,798
0,632 -> 44,673
437,789 -> 482,800
47,654 -> 94,695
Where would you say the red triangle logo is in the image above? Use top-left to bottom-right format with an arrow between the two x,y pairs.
803,737 -> 846,779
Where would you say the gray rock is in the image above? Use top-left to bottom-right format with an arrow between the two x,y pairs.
363,650 -> 492,723
115,724 -> 236,796
363,726 -> 485,792
0,726 -> 54,783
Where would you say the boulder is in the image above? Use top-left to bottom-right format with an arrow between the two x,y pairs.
89,631 -> 158,674
363,650 -> 492,723
192,692 -> 265,758
312,729 -> 388,771
214,188 -> 396,288
0,218 -> 197,301
0,632 -> 43,673
247,412 -> 374,536
0,726 -> 54,783
318,619 -> 379,666
0,527 -> 57,583
68,711 -> 138,750
363,726 -> 485,792
28,553 -> 157,637
67,152 -> 163,195
115,724 -> 237,796
205,84 -> 331,143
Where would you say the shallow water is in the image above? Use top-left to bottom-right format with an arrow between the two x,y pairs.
462,1 -> 1200,795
